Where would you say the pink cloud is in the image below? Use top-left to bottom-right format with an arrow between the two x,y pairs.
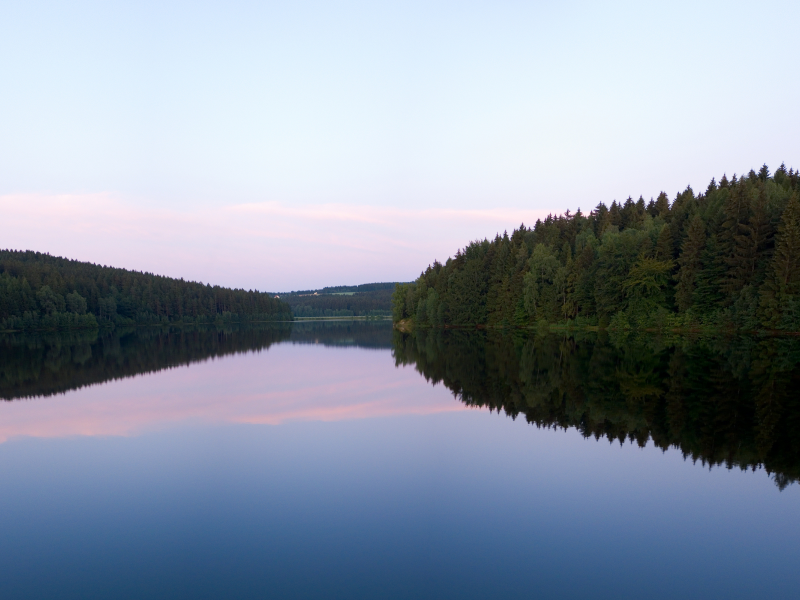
0,193 -> 548,290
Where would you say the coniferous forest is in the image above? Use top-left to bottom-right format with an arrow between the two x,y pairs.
392,164 -> 800,331
278,283 -> 396,317
0,250 -> 292,331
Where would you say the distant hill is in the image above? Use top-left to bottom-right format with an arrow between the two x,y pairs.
275,282 -> 404,317
0,250 -> 293,331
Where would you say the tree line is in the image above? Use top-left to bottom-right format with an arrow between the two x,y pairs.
393,164 -> 800,331
284,282 -> 397,295
0,250 -> 293,331
279,286 -> 395,317
393,328 -> 800,489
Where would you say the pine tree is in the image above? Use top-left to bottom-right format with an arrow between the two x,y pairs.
635,196 -> 647,224
573,243 -> 596,316
655,224 -> 674,260
654,192 -> 670,218
718,181 -> 753,300
676,214 -> 705,312
620,197 -> 636,229
594,203 -> 610,236
747,186 -> 774,284
775,163 -> 788,188
760,194 -> 800,328
609,201 -> 622,228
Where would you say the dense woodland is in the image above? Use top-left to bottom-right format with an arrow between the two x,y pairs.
278,283 -> 395,317
393,164 -> 800,331
0,250 -> 292,331
393,329 -> 800,489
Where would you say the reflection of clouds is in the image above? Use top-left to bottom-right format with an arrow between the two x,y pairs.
233,399 -> 465,426
0,345 -> 464,443
0,193 -> 548,290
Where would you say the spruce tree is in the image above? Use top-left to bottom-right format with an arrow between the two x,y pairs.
718,181 -> 753,300
654,192 -> 670,218
609,201 -> 622,228
655,224 -> 674,260
594,203 -> 610,235
676,214 -> 705,312
760,194 -> 800,328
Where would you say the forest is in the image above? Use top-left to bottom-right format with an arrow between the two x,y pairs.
278,283 -> 396,317
0,250 -> 293,331
392,164 -> 800,331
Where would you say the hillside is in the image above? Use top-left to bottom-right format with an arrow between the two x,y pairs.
276,282 -> 399,317
393,164 -> 800,331
0,250 -> 293,331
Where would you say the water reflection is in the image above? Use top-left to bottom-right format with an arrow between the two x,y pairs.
4,321 -> 799,489
289,319 -> 394,349
0,320 -> 459,442
393,329 -> 800,489
0,320 -> 392,401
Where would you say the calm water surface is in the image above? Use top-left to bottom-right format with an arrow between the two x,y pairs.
1,321 -> 798,599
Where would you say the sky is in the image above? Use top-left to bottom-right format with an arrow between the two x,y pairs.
2,0 -> 799,290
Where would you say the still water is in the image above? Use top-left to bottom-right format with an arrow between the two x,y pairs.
1,321 -> 798,599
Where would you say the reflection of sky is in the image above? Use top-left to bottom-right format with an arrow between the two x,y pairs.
0,344 -> 466,442
1,342 -> 799,599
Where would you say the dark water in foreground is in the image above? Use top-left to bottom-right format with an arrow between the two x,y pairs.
1,322 -> 799,599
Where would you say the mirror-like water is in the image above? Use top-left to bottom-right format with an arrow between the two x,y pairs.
1,321 -> 799,599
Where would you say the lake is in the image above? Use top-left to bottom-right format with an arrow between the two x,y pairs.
1,321 -> 799,599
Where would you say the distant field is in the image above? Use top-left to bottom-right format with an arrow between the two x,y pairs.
272,282 -> 405,318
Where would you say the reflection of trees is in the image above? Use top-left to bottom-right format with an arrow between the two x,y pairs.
393,330 -> 800,489
288,320 -> 394,349
0,320 -> 396,401
0,325 -> 292,400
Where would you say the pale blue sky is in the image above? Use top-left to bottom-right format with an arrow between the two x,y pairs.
2,0 -> 799,288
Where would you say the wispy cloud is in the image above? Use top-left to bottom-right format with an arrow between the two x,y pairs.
1,193 -> 548,290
